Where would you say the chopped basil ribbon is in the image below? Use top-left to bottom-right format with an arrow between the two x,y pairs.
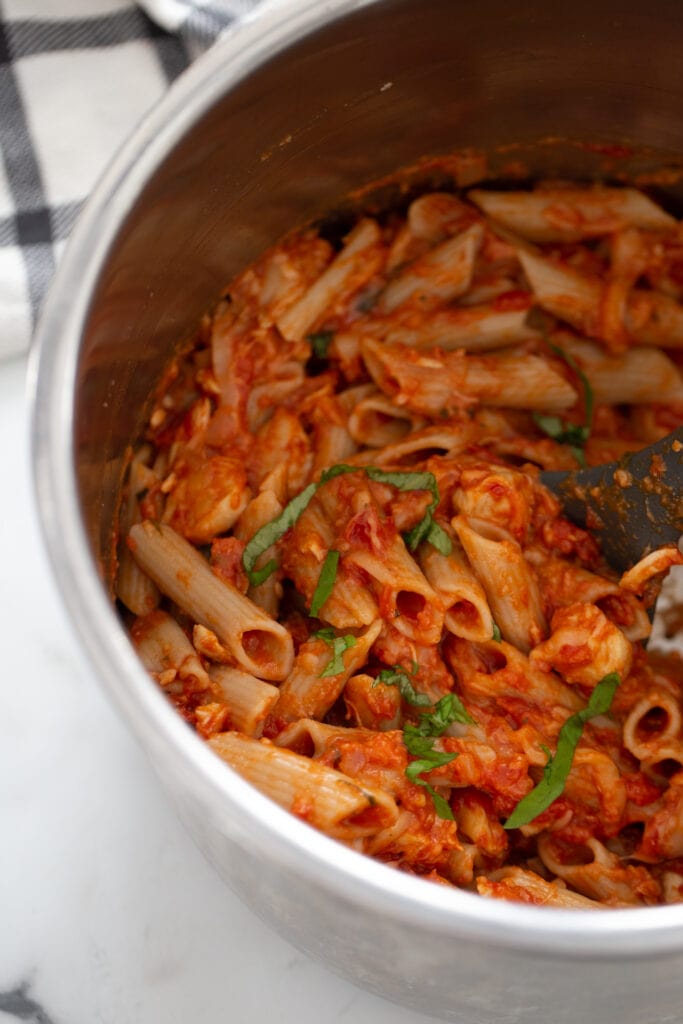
307,330 -> 334,359
402,693 -> 477,821
310,549 -> 339,616
362,468 -> 452,556
312,627 -> 356,677
242,480 -> 318,586
491,622 -> 502,643
373,663 -> 432,707
533,341 -> 595,468
504,672 -> 621,830
242,463 -> 451,586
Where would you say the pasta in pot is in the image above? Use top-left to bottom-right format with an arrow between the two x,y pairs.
117,176 -> 683,907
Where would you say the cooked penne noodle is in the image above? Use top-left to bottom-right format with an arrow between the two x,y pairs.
407,191 -> 477,242
557,335 -> 683,405
361,337 -> 577,415
347,422 -> 481,467
378,222 -> 483,313
470,187 -> 676,243
342,673 -> 403,731
128,521 -> 293,681
620,546 -> 683,596
116,460 -> 161,616
378,303 -> 539,352
344,537 -> 445,645
276,218 -> 383,341
419,530 -> 494,643
209,665 -> 279,737
250,407 -> 312,498
282,497 -> 379,628
520,248 -> 683,348
131,610 -> 211,692
246,364 -> 305,431
517,249 -> 602,336
347,392 -> 417,447
447,634 -> 581,716
310,395 -> 358,473
477,867 -> 604,908
208,732 -> 399,839
452,516 -> 547,653
622,692 -> 683,761
640,743 -> 683,783
270,621 -> 382,724
537,835 -> 658,906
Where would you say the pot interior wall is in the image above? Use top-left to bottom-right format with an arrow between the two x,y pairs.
74,0 -> 683,571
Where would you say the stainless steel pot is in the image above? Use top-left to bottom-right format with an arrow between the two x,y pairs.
31,1 -> 683,1020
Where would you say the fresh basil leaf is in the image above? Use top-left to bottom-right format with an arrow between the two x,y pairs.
405,513 -> 452,556
532,413 -> 565,441
366,468 -> 452,555
243,463 -> 451,586
504,672 -> 621,830
318,463 -> 359,485
312,626 -> 336,642
365,467 -> 438,501
492,622 -> 502,643
424,692 -> 477,733
248,558 -> 279,587
404,748 -> 457,821
374,665 -> 432,707
424,518 -> 453,556
570,444 -> 587,468
307,330 -> 334,359
242,481 -> 318,585
533,340 -> 595,461
310,549 -> 339,617
548,341 -> 594,429
316,631 -> 357,678
404,515 -> 432,551
421,783 -> 455,821
403,727 -> 437,758
405,750 -> 457,777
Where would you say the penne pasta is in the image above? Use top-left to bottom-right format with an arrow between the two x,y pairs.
208,731 -> 399,839
209,665 -> 279,737
128,521 -> 293,681
361,337 -> 577,415
270,621 -> 382,724
470,186 -> 676,243
520,248 -> 683,349
477,866 -> 604,908
380,303 -> 540,353
116,459 -> 161,616
452,516 -> 547,654
378,222 -> 483,313
131,610 -> 211,692
556,334 -> 683,406
419,528 -> 494,643
122,176 -> 683,906
276,219 -> 384,342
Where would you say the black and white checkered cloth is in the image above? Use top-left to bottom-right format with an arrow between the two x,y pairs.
0,0 -> 263,360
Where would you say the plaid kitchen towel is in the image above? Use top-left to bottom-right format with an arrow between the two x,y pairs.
0,0 -> 264,361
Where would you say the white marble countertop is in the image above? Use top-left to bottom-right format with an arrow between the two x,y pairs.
0,353 -> 438,1024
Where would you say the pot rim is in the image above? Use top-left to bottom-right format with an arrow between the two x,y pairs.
29,0 -> 683,957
